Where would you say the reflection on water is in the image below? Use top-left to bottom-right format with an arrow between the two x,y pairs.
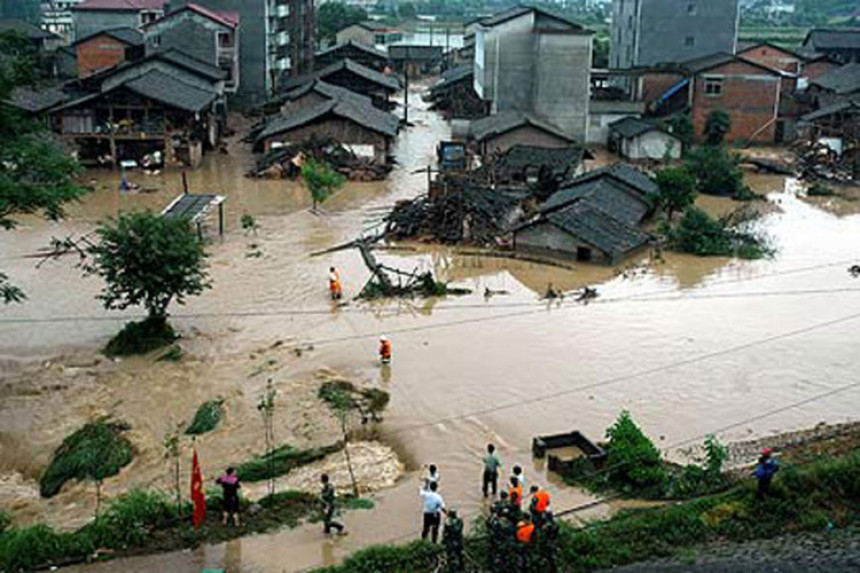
4,86 -> 860,572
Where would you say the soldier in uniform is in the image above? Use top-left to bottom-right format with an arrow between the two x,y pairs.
442,508 -> 464,572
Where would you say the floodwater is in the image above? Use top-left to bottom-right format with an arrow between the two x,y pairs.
2,84 -> 860,572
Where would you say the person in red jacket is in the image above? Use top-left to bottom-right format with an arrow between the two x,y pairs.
379,335 -> 392,364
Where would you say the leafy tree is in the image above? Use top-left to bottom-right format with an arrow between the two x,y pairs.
398,1 -> 417,20
301,158 -> 345,211
704,110 -> 731,146
685,144 -> 749,198
654,166 -> 697,220
668,114 -> 694,154
0,31 -> 87,303
83,212 -> 211,319
317,1 -> 368,45
663,205 -> 771,260
603,411 -> 666,494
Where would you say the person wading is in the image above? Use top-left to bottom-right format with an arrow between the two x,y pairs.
379,335 -> 392,365
419,480 -> 446,543
215,467 -> 241,526
529,484 -> 551,526
482,443 -> 502,498
320,473 -> 346,535
329,267 -> 343,300
755,448 -> 779,499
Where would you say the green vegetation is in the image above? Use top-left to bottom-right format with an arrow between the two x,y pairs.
358,272 -> 471,300
317,540 -> 443,573
704,110 -> 731,146
655,167 -> 697,220
302,159 -> 346,211
685,145 -> 750,199
104,316 -> 178,357
157,344 -> 183,362
318,380 -> 390,424
39,419 -> 134,498
318,2 -> 368,44
807,183 -> 837,197
664,206 -> 773,260
236,442 -> 344,482
185,399 -> 225,435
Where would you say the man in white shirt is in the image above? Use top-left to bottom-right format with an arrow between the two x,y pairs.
419,480 -> 446,543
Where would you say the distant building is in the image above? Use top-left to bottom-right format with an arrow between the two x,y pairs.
142,4 -> 240,95
71,0 -> 166,40
807,63 -> 860,109
608,117 -> 681,161
737,42 -> 803,75
801,29 -> 860,64
315,40 -> 389,72
280,58 -> 400,110
41,0 -> 84,39
0,17 -> 62,49
336,21 -> 402,48
74,27 -> 143,77
610,0 -> 740,69
427,65 -> 487,120
474,6 -> 594,142
388,45 -> 443,76
470,112 -> 578,156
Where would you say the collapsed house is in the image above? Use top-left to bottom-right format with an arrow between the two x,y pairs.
484,144 -> 591,187
425,65 -> 487,120
513,165 -> 656,265
797,100 -> 860,182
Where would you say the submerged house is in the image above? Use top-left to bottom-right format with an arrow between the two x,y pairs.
488,144 -> 590,186
426,65 -> 486,120
513,165 -> 656,264
470,112 -> 577,157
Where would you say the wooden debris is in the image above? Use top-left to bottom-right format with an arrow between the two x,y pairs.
246,135 -> 393,181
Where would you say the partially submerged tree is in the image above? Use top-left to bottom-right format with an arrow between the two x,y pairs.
685,144 -> 749,198
162,425 -> 183,516
663,205 -> 772,260
654,166 -> 697,220
83,212 -> 211,355
302,158 -> 345,211
704,110 -> 731,146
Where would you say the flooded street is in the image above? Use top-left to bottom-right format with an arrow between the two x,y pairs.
2,84 -> 860,572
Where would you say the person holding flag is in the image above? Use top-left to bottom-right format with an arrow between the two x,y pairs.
191,446 -> 206,529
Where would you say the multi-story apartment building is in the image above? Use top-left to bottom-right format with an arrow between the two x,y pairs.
41,0 -> 83,39
610,0 -> 740,68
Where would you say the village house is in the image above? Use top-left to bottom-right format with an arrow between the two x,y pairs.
73,28 -> 144,78
737,42 -> 803,75
142,3 -> 240,95
608,117 -> 682,161
474,6 -> 593,142
388,45 -> 443,77
71,0 -> 166,40
807,63 -> 860,109
799,100 -> 860,149
426,65 -> 486,120
280,58 -> 400,111
469,112 -> 578,157
254,97 -> 398,163
47,49 -> 227,168
272,79 -> 374,115
801,29 -> 860,64
513,165 -> 656,264
487,144 -> 591,186
315,41 -> 389,72
335,21 -> 402,49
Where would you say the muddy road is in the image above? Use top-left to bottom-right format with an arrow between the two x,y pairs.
2,86 -> 860,571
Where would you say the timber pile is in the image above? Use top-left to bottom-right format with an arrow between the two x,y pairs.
355,241 -> 470,299
247,136 -> 392,181
794,138 -> 860,183
384,183 -> 529,246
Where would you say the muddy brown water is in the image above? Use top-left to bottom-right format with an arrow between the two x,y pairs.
2,86 -> 860,571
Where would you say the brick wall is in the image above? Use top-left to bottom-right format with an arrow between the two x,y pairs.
77,35 -> 130,78
640,71 -> 686,105
692,61 -> 781,144
740,46 -> 802,74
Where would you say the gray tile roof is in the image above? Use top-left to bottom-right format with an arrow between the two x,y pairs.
492,144 -> 586,177
7,85 -> 67,113
315,40 -> 388,62
282,79 -> 373,107
284,58 -> 400,93
155,49 -> 227,81
542,177 -> 651,226
804,29 -> 860,51
430,66 -> 473,95
609,116 -> 663,139
470,112 -> 574,144
122,69 -> 217,112
799,99 -> 860,123
388,45 -> 443,62
74,26 -> 143,46
562,164 -> 658,199
478,5 -> 589,33
257,98 -> 399,143
810,63 -> 860,95
354,21 -> 397,32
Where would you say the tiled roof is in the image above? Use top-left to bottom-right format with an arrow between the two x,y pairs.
7,85 -> 67,113
561,164 -> 658,199
257,98 -> 399,143
122,69 -> 217,112
804,29 -> 860,51
74,27 -> 143,46
315,41 -> 388,62
280,79 -> 373,107
492,144 -> 585,177
470,112 -> 574,144
609,116 -> 667,139
283,58 -> 400,93
73,0 -> 167,11
353,21 -> 398,32
799,99 -> 860,123
144,3 -> 239,29
809,63 -> 860,95
155,49 -> 226,81
542,177 -> 651,226
479,5 -> 589,32
388,45 -> 444,62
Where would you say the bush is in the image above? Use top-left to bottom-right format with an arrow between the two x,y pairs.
601,411 -> 667,496
236,442 -> 344,482
663,206 -> 772,260
185,399 -> 224,435
318,540 -> 442,573
685,144 -> 749,198
104,316 -> 178,357
318,380 -> 390,422
40,418 -> 134,498
85,490 -> 178,549
807,183 -> 836,197
0,524 -> 78,571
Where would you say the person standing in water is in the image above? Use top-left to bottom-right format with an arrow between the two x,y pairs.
320,473 -> 346,535
329,267 -> 343,300
482,443 -> 502,498
215,467 -> 241,526
379,335 -> 392,364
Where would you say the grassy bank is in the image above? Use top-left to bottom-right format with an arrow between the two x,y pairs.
0,488 -> 372,571
318,452 -> 860,572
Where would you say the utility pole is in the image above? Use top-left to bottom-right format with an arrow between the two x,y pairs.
403,65 -> 409,125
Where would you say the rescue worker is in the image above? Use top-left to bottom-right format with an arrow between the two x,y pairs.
529,484 -> 551,526
329,267 -> 343,300
538,510 -> 560,572
482,443 -> 502,498
755,447 -> 779,499
515,515 -> 536,569
442,508 -> 464,572
489,491 -> 516,572
320,473 -> 345,535
419,480 -> 446,543
379,335 -> 392,364
508,475 -> 523,511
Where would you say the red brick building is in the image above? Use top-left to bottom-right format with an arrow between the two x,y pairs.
737,42 -> 803,75
75,28 -> 144,78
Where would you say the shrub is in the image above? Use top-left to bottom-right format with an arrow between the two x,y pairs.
185,399 -> 224,435
39,418 -> 134,498
104,316 -> 178,357
0,524 -> 77,571
318,540 -> 442,573
318,380 -> 390,423
85,490 -> 178,549
602,411 -> 667,496
807,183 -> 836,197
236,442 -> 344,482
663,206 -> 772,260
685,144 -> 749,198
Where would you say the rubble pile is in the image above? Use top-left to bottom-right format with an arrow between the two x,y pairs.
246,136 -> 393,181
794,138 -> 860,183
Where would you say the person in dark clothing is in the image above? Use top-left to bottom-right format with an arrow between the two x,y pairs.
442,509 -> 464,572
216,467 -> 241,526
320,473 -> 345,534
538,510 -> 560,572
755,448 -> 779,499
482,443 -> 502,498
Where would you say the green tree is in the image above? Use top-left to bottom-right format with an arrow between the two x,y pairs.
301,159 -> 345,211
603,410 -> 666,494
654,166 -> 697,220
668,114 -> 694,154
704,110 -> 731,146
398,1 -> 417,20
84,212 -> 211,318
317,1 -> 368,45
0,31 -> 87,303
685,144 -> 748,197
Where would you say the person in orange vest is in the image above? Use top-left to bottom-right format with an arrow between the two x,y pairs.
379,335 -> 392,364
508,475 -> 523,511
515,515 -> 536,569
529,484 -> 551,526
329,267 -> 343,300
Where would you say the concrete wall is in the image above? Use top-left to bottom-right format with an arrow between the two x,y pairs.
172,0 -> 266,108
76,34 -> 129,77
612,0 -> 739,68
692,60 -> 781,143
481,125 -> 571,155
262,117 -> 390,163
621,131 -> 681,160
73,10 -> 140,40
532,32 -> 591,141
515,223 -> 609,264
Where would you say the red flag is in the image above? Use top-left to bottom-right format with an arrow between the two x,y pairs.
191,448 -> 206,529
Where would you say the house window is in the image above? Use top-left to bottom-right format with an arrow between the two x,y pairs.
217,31 -> 233,48
704,78 -> 723,96
151,34 -> 161,48
628,15 -> 633,29
685,36 -> 695,47
374,33 -> 386,44
140,11 -> 161,26
687,3 -> 697,15
576,247 -> 592,262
